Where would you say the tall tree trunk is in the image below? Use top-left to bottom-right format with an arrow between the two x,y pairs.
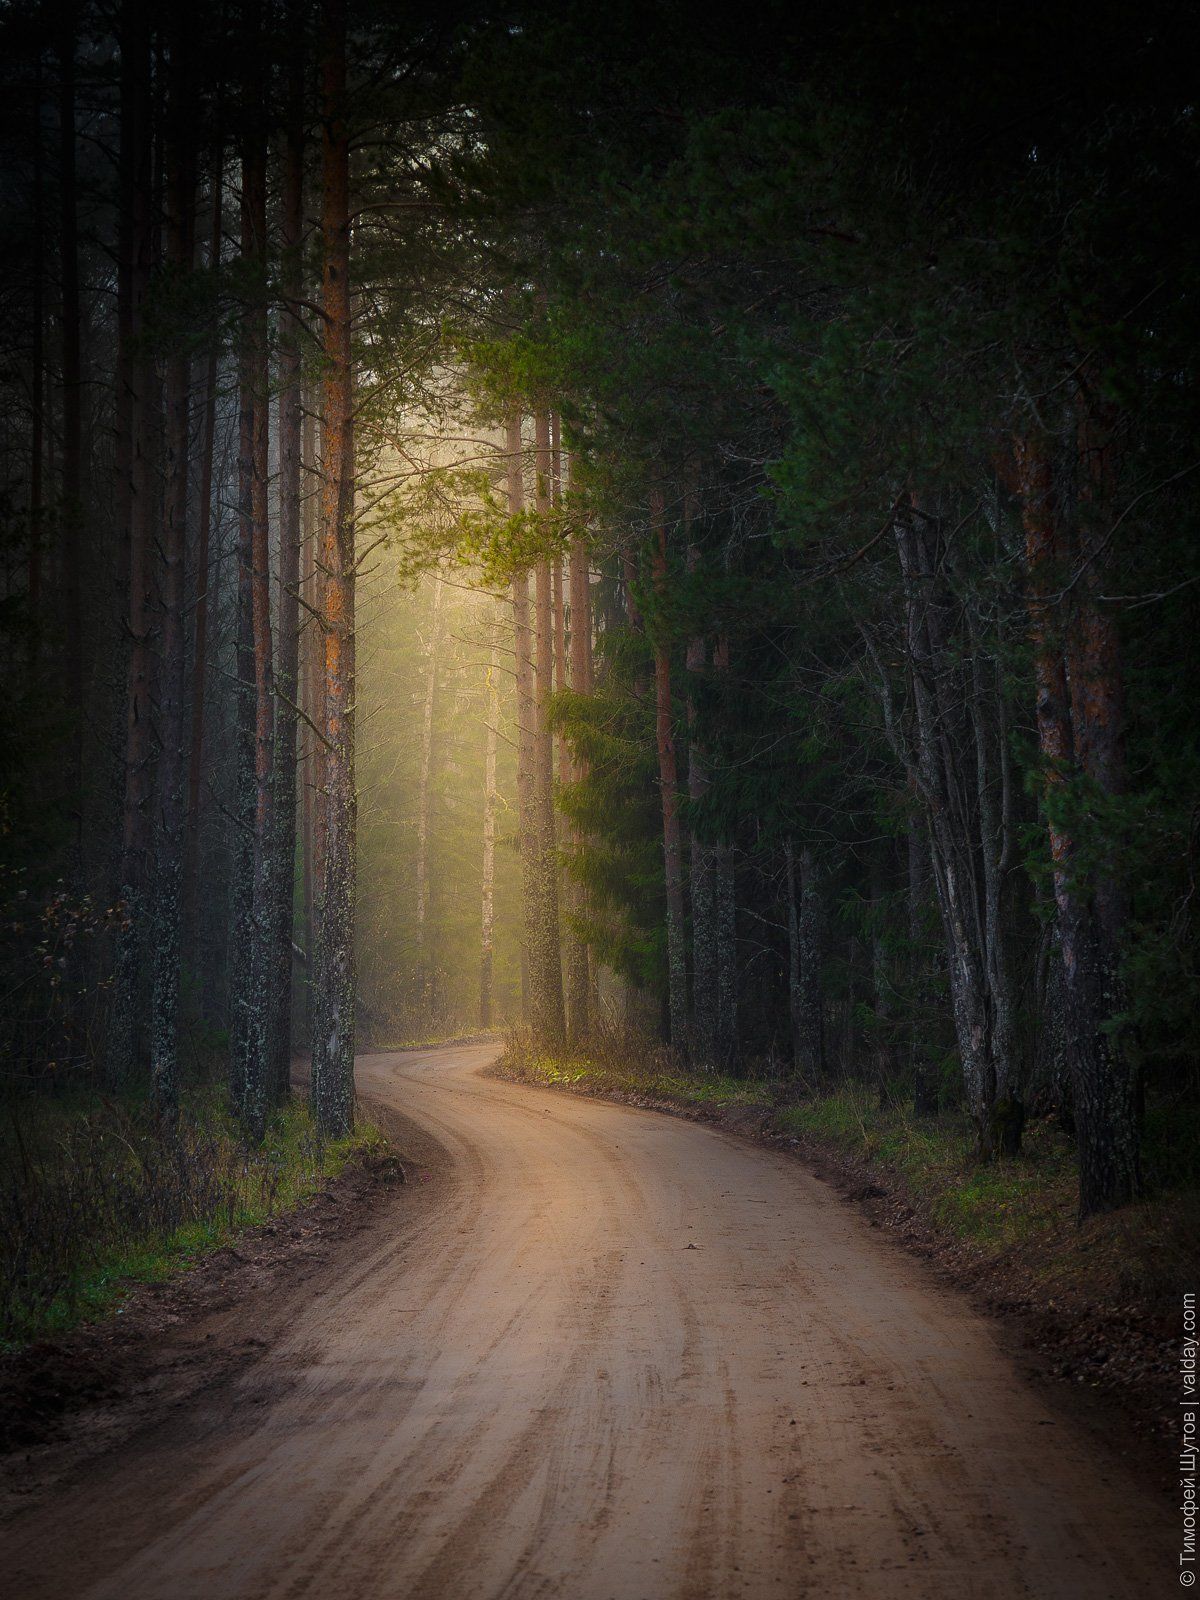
29,57 -> 44,671
887,500 -> 1008,1155
149,12 -> 197,1121
508,412 -> 535,1024
794,846 -> 824,1078
685,516 -> 716,1066
109,0 -> 154,1088
552,415 -> 588,1042
531,412 -> 564,1041
232,11 -> 273,1140
1014,430 -> 1139,1215
868,849 -> 896,1104
182,140 -> 223,950
565,524 -> 592,1043
965,602 -> 1022,1151
712,633 -> 737,1063
415,572 -> 444,1015
57,14 -> 83,807
301,403 -> 320,1038
907,815 -> 938,1116
785,839 -> 800,1067
270,45 -> 305,1103
551,414 -> 569,779
650,487 -> 688,1057
480,600 -> 499,1028
311,0 -> 356,1139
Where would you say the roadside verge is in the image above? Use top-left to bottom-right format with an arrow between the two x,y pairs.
490,1042 -> 1189,1470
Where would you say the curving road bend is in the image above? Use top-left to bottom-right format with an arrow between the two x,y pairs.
4,1043 -> 1170,1598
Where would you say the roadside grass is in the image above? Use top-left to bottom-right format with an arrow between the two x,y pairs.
773,1089 -> 1082,1249
499,1031 -> 767,1110
773,1085 -> 1196,1289
499,1032 -> 1195,1309
0,1084 -> 385,1347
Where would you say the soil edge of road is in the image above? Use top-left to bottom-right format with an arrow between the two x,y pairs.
486,1053 -> 1177,1501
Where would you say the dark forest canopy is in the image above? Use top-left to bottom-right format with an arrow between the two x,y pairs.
1,0 -> 1198,1225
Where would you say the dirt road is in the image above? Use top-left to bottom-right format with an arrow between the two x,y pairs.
3,1044 -> 1171,1598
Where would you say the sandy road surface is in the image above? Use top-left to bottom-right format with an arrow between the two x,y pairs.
3,1043 -> 1171,1599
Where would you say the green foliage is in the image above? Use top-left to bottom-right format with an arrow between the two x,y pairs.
552,624 -> 669,991
448,0 -> 1200,1122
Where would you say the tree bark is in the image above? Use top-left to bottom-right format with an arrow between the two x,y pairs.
565,522 -> 592,1043
685,517 -> 716,1066
108,0 -> 154,1089
182,140 -> 223,951
301,403 -> 321,1039
29,57 -> 44,671
868,849 -> 897,1104
415,571 -> 444,1015
270,44 -> 305,1103
1014,430 -> 1139,1214
794,846 -> 824,1079
712,634 -> 737,1063
311,0 -> 356,1140
907,815 -> 938,1116
480,600 -> 499,1028
57,11 -> 84,804
531,412 -> 564,1041
232,25 -> 273,1140
149,11 -> 197,1122
650,487 -> 688,1057
884,499 -> 1014,1155
508,411 -> 536,1024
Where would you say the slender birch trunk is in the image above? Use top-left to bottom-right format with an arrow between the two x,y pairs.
907,815 -> 938,1115
892,504 -> 1001,1154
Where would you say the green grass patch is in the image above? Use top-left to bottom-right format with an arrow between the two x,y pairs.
0,1086 -> 383,1347
504,1044 -> 765,1110
773,1088 -> 1079,1249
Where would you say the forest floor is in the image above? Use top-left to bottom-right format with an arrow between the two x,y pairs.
492,1040 -> 1194,1452
0,1041 -> 1175,1599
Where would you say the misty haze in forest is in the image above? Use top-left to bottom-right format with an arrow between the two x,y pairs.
0,2 -> 1196,1595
